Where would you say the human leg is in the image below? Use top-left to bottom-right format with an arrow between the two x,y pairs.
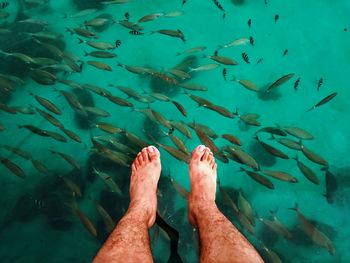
93,146 -> 161,263
188,145 -> 263,263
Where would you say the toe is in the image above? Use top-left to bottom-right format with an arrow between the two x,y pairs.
137,152 -> 144,164
201,147 -> 210,161
134,158 -> 140,169
191,145 -> 206,161
207,151 -> 213,161
147,145 -> 160,162
141,147 -> 149,162
212,163 -> 217,170
132,163 -> 137,172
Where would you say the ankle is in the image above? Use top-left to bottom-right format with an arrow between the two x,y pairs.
189,197 -> 217,216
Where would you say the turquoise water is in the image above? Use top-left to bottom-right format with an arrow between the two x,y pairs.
0,0 -> 349,262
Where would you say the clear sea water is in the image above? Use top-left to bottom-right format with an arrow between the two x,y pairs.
0,0 -> 349,262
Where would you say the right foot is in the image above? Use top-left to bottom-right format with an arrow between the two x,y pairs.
188,145 -> 217,227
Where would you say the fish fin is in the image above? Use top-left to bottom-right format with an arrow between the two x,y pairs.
291,155 -> 298,161
253,135 -> 259,141
268,134 -> 275,140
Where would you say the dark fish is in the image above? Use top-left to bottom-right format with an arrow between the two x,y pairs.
283,49 -> 288,56
182,0 -> 187,6
124,12 -> 130,20
30,93 -> 61,115
240,167 -> 274,189
300,144 -> 328,166
18,125 -> 49,137
249,36 -> 254,46
36,108 -> 64,128
194,127 -> 219,153
248,19 -> 252,28
222,134 -> 242,146
0,157 -> 25,178
155,212 -> 183,263
254,136 -> 289,159
275,14 -> 279,23
242,52 -> 250,64
294,77 -> 300,91
129,30 -> 144,35
74,207 -> 97,237
211,0 -> 226,18
306,92 -> 337,112
266,73 -> 294,93
171,100 -> 187,117
222,68 -> 227,80
293,155 -> 320,184
317,78 -> 323,91
256,127 -> 287,137
115,40 -> 122,48
256,58 -> 263,64
290,204 -> 335,255
323,168 -> 338,204
60,127 -> 82,143
0,2 -> 9,9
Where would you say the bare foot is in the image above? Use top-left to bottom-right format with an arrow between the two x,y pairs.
130,145 -> 161,227
188,145 -> 217,227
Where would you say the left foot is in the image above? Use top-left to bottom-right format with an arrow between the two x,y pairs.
130,146 -> 161,227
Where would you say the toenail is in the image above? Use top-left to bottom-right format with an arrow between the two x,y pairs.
148,146 -> 154,153
198,145 -> 205,151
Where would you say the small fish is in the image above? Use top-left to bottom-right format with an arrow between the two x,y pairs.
176,46 -> 206,56
266,73 -> 294,93
65,8 -> 97,19
290,204 -> 335,255
129,30 -> 144,35
138,12 -> 163,23
46,130 -> 68,143
256,126 -> 287,136
238,189 -> 255,225
167,68 -> 191,80
317,78 -> 323,91
211,0 -> 226,18
115,40 -> 122,48
206,55 -> 238,65
94,168 -> 122,195
283,126 -> 313,140
84,50 -> 116,58
294,77 -> 300,91
95,202 -> 115,233
36,108 -> 64,128
222,68 -> 227,80
18,125 -> 49,137
256,58 -> 263,64
0,157 -> 25,178
292,155 -> 319,184
84,17 -> 111,28
171,100 -> 187,117
276,138 -> 301,150
240,113 -> 261,126
78,39 -> 116,50
259,215 -> 292,239
261,170 -> 298,183
0,2 -> 9,9
179,83 -> 207,91
182,0 -> 187,5
242,52 -> 250,64
50,150 -> 80,170
59,127 -> 82,143
228,148 -> 259,170
218,38 -> 250,50
170,121 -> 192,139
274,14 -> 279,23
236,79 -> 259,92
156,143 -> 190,163
194,127 -> 219,153
254,136 -> 289,159
300,144 -> 328,166
283,49 -> 288,56
95,122 -> 123,134
86,61 -> 112,71
189,63 -> 220,72
3,146 -> 32,160
73,207 -> 97,237
222,134 -> 242,146
249,36 -> 254,46
170,176 -> 189,200
31,159 -> 50,175
261,244 -> 283,263
124,12 -> 130,20
151,29 -> 186,42
306,92 -> 337,112
240,167 -> 274,189
248,19 -> 252,28
323,167 -> 338,204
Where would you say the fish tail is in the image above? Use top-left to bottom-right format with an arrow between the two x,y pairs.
306,106 -> 314,112
268,134 -> 275,140
289,203 -> 298,211
83,51 -> 89,57
78,38 -> 84,44
291,155 -> 298,161
239,167 -> 245,172
253,135 -> 259,141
